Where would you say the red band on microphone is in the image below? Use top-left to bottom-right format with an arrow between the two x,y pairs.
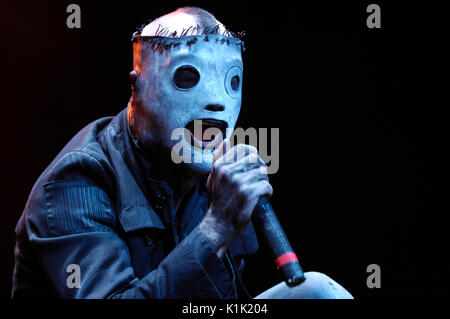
274,252 -> 299,269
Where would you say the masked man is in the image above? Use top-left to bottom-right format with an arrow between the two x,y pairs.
12,7 -> 353,299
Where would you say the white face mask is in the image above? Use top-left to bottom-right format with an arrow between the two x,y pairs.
130,34 -> 244,173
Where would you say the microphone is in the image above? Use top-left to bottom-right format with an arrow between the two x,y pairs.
251,196 -> 305,286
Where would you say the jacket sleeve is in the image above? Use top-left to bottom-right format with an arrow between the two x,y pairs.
26,167 -> 234,299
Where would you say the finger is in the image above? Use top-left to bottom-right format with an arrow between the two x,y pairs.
246,180 -> 274,199
213,141 -> 225,163
224,155 -> 268,177
232,167 -> 270,187
235,152 -> 266,167
210,139 -> 230,192
222,144 -> 259,165
207,171 -> 213,192
213,139 -> 230,163
234,151 -> 267,170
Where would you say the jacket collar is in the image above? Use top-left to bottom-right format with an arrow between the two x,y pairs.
102,107 -> 209,233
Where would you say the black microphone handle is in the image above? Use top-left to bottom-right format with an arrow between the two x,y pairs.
251,196 -> 305,286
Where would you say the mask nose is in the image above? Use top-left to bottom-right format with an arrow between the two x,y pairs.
205,104 -> 225,112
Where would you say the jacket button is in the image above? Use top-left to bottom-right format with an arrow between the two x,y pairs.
144,235 -> 152,246
154,193 -> 166,210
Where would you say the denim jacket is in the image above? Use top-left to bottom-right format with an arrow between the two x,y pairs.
11,108 -> 258,299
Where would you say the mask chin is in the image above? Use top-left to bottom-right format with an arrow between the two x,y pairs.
172,138 -> 215,174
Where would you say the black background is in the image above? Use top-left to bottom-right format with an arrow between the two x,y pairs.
0,0 -> 447,299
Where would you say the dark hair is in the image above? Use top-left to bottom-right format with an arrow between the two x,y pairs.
137,7 -> 245,39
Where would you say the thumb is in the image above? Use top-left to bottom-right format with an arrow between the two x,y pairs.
213,139 -> 230,163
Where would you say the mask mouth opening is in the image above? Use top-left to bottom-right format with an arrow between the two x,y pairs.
185,118 -> 228,149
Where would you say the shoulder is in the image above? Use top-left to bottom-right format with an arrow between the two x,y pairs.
43,116 -> 115,185
17,116 -> 120,239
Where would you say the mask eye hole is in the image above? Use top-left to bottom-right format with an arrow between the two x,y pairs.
173,65 -> 200,89
231,75 -> 240,91
225,66 -> 242,99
